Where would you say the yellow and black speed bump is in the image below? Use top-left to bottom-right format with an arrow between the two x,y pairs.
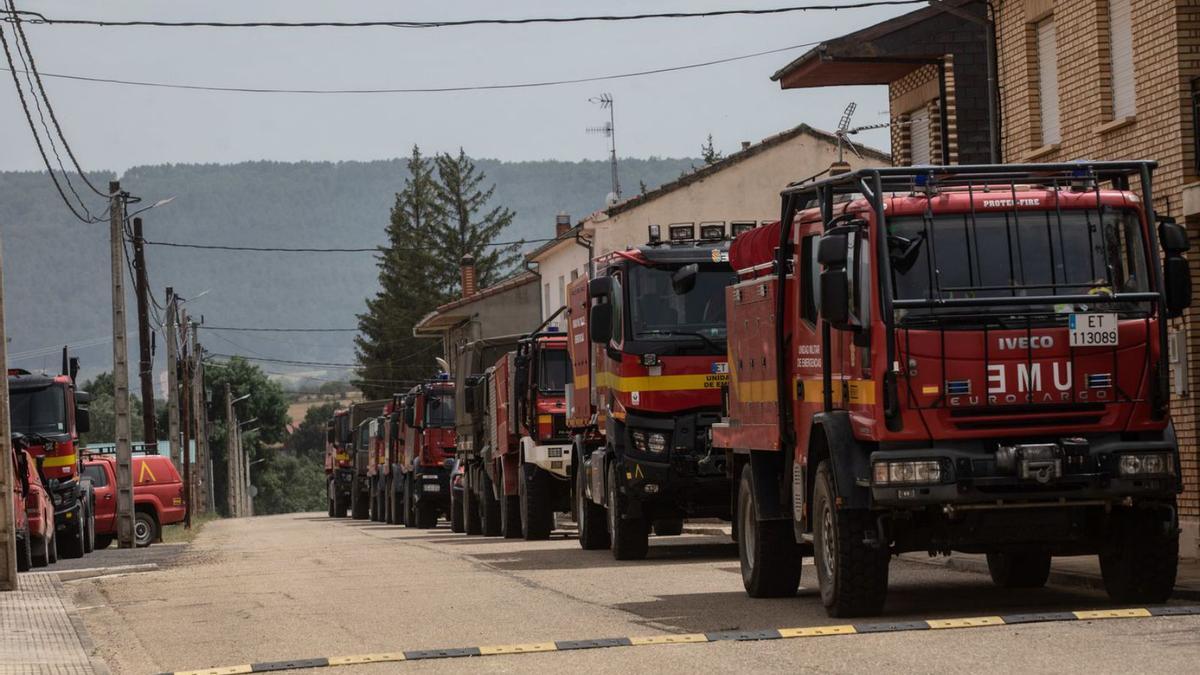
160,605 -> 1200,675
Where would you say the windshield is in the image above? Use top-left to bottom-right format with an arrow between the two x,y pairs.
627,264 -> 734,342
537,349 -> 569,392
9,385 -> 67,436
889,208 -> 1149,320
425,393 -> 455,427
83,463 -> 109,487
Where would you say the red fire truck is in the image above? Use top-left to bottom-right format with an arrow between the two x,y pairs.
472,328 -> 571,540
324,409 -> 351,517
568,224 -> 737,559
7,351 -> 95,558
716,162 -> 1191,617
395,377 -> 456,528
348,400 -> 388,520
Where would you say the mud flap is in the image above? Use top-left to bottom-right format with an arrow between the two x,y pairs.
748,450 -> 790,521
813,411 -> 871,510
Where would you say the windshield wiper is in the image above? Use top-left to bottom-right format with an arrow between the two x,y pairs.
640,329 -> 723,351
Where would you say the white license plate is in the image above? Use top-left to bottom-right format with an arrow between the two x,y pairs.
1069,313 -> 1118,347
422,484 -> 440,493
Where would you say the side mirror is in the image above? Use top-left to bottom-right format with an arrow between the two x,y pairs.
76,406 -> 91,434
1159,218 -> 1190,255
817,232 -> 849,266
1164,255 -> 1192,319
588,276 -> 613,299
820,268 -> 851,326
403,406 -> 415,428
589,303 -> 613,344
671,263 -> 699,295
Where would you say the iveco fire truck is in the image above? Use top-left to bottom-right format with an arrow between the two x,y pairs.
394,377 -> 456,528
325,409 -> 351,517
7,350 -> 95,558
568,223 -> 737,559
715,162 -> 1191,617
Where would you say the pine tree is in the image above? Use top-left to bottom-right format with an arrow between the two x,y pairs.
354,146 -> 447,399
701,134 -> 723,165
432,149 -> 521,291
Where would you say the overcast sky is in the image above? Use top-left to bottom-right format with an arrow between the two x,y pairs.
1,1 -> 909,173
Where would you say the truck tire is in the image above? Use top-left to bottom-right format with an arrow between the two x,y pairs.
479,471 -> 503,537
17,532 -> 31,572
416,497 -> 439,529
450,485 -> 465,533
402,476 -> 415,528
94,535 -> 113,550
463,469 -> 482,536
134,511 -> 158,548
813,461 -> 888,617
59,517 -> 86,559
351,481 -> 369,520
607,462 -> 649,560
576,458 -> 609,550
383,476 -> 393,524
520,463 -> 553,541
84,502 -> 96,553
737,464 -> 801,597
48,532 -> 57,564
327,479 -> 336,517
1100,503 -> 1179,604
653,519 -> 684,537
333,484 -> 349,518
32,535 -> 50,568
986,551 -> 1051,589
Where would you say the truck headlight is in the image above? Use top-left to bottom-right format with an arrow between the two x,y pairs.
647,433 -> 668,454
873,460 -> 942,485
1118,453 -> 1174,476
632,431 -> 648,453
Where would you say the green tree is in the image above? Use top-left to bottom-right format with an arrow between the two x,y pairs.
79,372 -> 146,444
202,357 -> 289,515
284,401 -> 339,462
252,453 -> 326,514
355,145 -> 447,399
701,134 -> 723,165
433,148 -> 521,290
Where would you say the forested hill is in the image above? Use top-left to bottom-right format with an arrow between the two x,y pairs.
0,157 -> 696,385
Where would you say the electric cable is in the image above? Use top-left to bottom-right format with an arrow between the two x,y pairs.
137,236 -> 555,253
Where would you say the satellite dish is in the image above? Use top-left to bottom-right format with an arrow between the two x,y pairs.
605,191 -> 618,206
435,357 -> 450,373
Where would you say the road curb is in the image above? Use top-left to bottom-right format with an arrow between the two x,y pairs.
54,563 -> 160,582
157,606 -> 1200,674
903,555 -> 1200,601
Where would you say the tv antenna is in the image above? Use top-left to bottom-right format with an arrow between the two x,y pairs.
834,102 -> 892,164
587,93 -> 620,204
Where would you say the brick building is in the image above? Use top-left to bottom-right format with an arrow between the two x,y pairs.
993,0 -> 1200,557
771,0 -> 993,165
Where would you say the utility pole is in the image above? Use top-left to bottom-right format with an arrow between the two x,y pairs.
190,323 -> 210,514
165,288 -> 181,468
180,312 -> 192,529
1,237 -> 18,590
225,384 -> 237,517
236,424 -> 246,517
132,217 -> 157,446
109,181 -> 135,549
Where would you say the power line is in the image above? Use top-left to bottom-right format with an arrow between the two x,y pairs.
0,40 -> 823,95
203,326 -> 359,333
137,236 -> 555,253
209,353 -> 359,368
5,3 -> 929,29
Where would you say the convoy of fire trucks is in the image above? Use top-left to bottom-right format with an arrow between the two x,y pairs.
319,159 -> 1192,616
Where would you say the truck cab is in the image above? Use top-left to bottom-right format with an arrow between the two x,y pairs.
569,224 -> 736,559
717,162 -> 1191,616
509,330 -> 572,540
7,354 -> 95,559
324,409 -> 352,517
396,377 -> 456,529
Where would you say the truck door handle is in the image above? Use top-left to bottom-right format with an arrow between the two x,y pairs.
104,494 -> 113,500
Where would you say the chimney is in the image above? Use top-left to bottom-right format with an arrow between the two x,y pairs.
460,254 -> 477,298
741,141 -> 751,151
555,212 -> 571,237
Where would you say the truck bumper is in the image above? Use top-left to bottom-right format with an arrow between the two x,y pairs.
616,411 -> 730,520
525,442 -> 572,478
334,468 -> 355,495
414,465 -> 451,511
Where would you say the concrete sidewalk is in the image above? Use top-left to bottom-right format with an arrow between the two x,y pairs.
0,573 -> 105,674
681,520 -> 1200,601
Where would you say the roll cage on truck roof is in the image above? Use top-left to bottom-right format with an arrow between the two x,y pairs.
716,161 -> 1192,617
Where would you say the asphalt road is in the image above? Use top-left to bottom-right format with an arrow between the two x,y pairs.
66,514 -> 1200,674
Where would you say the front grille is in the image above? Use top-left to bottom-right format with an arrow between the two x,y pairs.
948,403 -> 1106,430
551,413 -> 568,440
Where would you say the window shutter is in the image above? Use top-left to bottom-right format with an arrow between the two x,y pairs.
909,107 -> 931,165
1109,0 -> 1136,118
1037,17 -> 1061,145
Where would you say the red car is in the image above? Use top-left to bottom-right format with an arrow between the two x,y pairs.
8,441 -> 33,571
83,453 -> 186,548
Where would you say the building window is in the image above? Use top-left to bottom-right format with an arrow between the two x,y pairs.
909,106 -> 932,165
1108,0 -> 1135,118
570,269 -> 578,281
1036,16 -> 1061,145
